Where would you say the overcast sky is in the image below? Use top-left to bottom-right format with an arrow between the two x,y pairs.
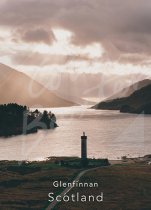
0,0 -> 151,75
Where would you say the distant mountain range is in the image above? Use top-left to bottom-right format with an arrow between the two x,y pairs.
53,92 -> 95,105
92,79 -> 151,114
25,70 -> 148,104
0,63 -> 75,108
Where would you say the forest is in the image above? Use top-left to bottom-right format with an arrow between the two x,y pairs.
0,103 -> 57,137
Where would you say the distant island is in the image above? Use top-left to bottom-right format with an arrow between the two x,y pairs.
0,103 -> 57,137
92,79 -> 151,114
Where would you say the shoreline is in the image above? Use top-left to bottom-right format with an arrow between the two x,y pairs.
0,154 -> 150,164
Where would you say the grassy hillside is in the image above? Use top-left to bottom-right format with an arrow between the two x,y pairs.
58,164 -> 151,210
0,158 -> 151,210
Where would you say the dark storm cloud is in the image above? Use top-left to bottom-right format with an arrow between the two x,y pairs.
0,0 -> 151,64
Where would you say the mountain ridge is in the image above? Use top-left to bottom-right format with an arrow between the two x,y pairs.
106,79 -> 151,101
0,63 -> 75,108
93,79 -> 151,110
92,80 -> 151,110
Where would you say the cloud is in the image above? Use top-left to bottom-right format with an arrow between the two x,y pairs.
21,28 -> 55,44
12,51 -> 91,66
0,0 -> 151,65
0,36 -> 4,41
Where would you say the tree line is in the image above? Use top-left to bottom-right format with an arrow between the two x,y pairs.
0,103 -> 57,137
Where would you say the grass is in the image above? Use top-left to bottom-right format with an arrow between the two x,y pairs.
0,158 -> 80,210
56,164 -> 151,210
0,159 -> 151,210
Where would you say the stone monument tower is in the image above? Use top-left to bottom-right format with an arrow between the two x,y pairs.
81,132 -> 88,166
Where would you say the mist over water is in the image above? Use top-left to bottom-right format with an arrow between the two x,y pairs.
0,106 -> 150,161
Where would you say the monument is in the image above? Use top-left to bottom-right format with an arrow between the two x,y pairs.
81,132 -> 88,167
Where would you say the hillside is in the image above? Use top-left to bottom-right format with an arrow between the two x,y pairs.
106,79 -> 151,100
0,63 -> 75,108
93,82 -> 151,114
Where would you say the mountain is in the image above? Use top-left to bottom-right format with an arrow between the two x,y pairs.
0,63 -> 75,108
25,71 -> 148,104
106,79 -> 151,100
119,84 -> 151,114
92,79 -> 151,110
93,83 -> 151,114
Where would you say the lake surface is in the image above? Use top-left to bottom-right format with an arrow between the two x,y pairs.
0,106 -> 151,161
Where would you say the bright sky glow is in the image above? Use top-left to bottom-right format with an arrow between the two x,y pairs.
0,26 -> 151,76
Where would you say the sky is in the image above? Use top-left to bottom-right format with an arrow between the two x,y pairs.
0,0 -> 151,75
